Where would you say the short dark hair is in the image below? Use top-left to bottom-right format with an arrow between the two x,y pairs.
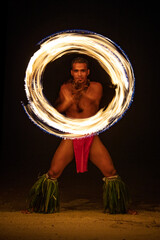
71,57 -> 89,69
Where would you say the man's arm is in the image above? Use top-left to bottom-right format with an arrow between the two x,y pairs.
91,82 -> 103,110
55,85 -> 73,113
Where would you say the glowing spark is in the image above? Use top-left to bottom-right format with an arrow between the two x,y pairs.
23,30 -> 135,139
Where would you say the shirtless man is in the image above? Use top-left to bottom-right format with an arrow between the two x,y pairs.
26,57 -> 134,214
47,57 -> 117,179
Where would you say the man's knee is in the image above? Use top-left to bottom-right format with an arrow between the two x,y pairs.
102,165 -> 117,178
48,167 -> 62,179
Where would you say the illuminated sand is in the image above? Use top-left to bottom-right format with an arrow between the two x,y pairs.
0,205 -> 160,240
0,180 -> 160,240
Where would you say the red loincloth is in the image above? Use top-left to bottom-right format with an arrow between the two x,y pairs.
73,136 -> 94,173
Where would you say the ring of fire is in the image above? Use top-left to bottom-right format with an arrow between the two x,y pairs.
23,30 -> 135,139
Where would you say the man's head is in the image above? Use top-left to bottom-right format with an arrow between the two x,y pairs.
71,57 -> 90,84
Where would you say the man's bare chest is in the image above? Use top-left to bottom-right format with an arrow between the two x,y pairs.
71,92 -> 94,112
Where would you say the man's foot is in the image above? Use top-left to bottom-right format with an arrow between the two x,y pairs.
127,209 -> 138,215
21,209 -> 33,214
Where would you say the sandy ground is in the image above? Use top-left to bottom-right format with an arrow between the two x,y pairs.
0,172 -> 160,240
0,199 -> 160,240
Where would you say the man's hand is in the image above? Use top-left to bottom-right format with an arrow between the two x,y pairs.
61,85 -> 73,103
55,84 -> 73,113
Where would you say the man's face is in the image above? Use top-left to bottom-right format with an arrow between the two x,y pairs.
71,63 -> 90,84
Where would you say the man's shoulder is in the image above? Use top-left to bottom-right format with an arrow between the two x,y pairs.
89,82 -> 103,99
90,81 -> 103,91
60,82 -> 72,91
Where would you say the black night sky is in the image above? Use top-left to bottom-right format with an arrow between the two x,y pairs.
2,0 -> 160,211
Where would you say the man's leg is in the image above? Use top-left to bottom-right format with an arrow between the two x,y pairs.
89,136 -> 131,214
26,139 -> 74,213
48,139 -> 74,178
89,135 -> 117,177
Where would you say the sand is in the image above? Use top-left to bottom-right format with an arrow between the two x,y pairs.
0,198 -> 160,240
0,171 -> 160,240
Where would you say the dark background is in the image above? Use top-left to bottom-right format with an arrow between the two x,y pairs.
2,0 -> 159,209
